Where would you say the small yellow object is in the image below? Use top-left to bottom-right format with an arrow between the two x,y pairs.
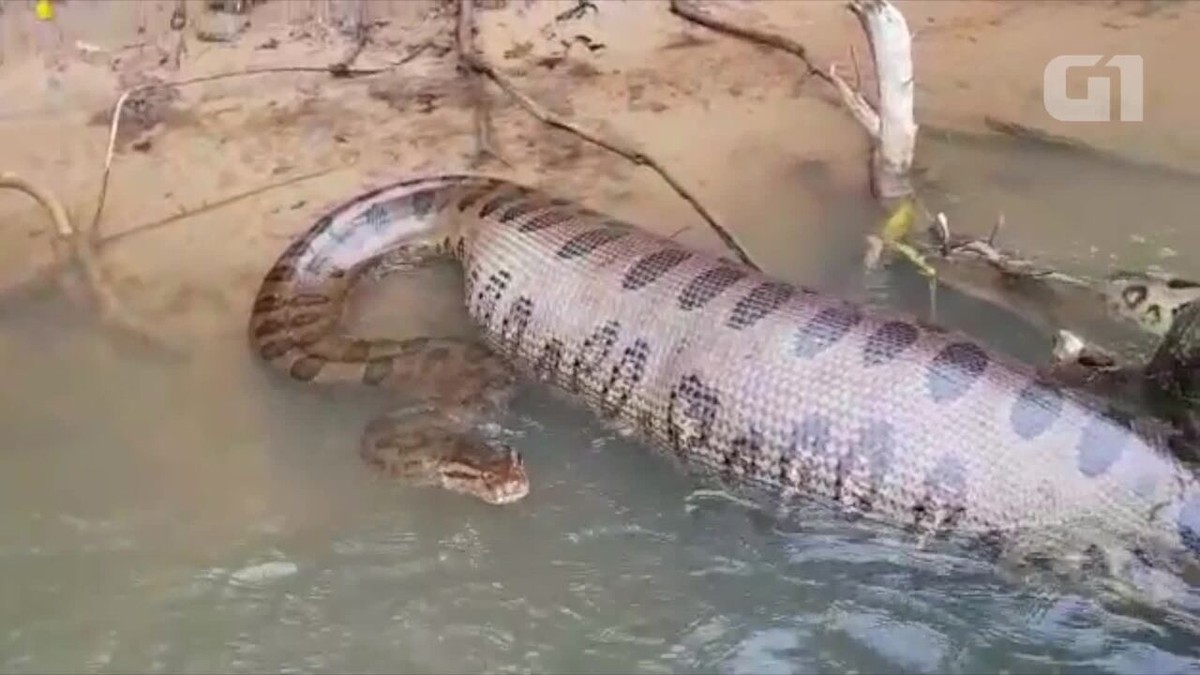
879,198 -> 916,245
878,198 -> 936,278
35,0 -> 55,21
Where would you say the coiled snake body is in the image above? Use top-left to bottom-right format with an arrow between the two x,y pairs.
249,174 -> 1200,569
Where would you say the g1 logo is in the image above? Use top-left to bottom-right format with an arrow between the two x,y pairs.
1043,55 -> 1143,123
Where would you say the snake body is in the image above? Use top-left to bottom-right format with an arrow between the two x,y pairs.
249,174 -> 1200,566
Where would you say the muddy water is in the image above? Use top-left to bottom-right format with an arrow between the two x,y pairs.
5,137 -> 1200,674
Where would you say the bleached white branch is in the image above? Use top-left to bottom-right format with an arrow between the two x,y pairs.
833,0 -> 917,200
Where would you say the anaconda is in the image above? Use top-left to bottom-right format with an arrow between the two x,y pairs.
248,173 -> 1200,568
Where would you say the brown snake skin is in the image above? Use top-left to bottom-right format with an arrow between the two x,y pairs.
249,173 -> 1200,571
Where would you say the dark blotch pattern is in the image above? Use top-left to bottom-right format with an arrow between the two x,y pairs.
498,199 -> 543,225
1077,412 -> 1129,477
667,374 -> 721,460
678,266 -> 748,311
362,357 -> 396,386
533,339 -> 565,383
479,187 -> 532,219
519,209 -> 577,233
600,339 -> 650,417
424,347 -> 451,363
354,203 -> 391,233
912,454 -> 969,533
571,320 -> 621,392
927,341 -> 990,403
252,319 -> 285,340
728,282 -> 795,330
340,339 -> 371,362
499,296 -> 534,357
557,227 -> 630,259
1178,497 -> 1200,555
456,185 -> 494,212
1010,379 -> 1063,440
308,215 -> 333,238
863,321 -> 919,366
473,270 -> 512,328
289,355 -> 326,381
780,414 -> 832,496
408,189 -> 437,216
795,304 -> 862,359
292,293 -> 332,307
258,340 -> 293,360
253,294 -> 285,314
796,414 -> 832,455
288,312 -> 325,330
622,248 -> 692,291
727,431 -> 764,480
263,265 -> 295,283
842,420 -> 896,511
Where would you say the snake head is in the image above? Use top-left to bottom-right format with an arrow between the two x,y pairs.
440,440 -> 530,506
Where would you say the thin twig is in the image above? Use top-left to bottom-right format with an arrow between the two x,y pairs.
668,0 -> 830,84
460,49 -> 758,269
1,172 -> 179,353
927,211 -> 1089,286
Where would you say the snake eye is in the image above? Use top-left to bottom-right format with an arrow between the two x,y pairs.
1122,285 -> 1148,308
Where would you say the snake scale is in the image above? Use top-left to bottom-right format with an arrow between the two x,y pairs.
249,173 -> 1200,571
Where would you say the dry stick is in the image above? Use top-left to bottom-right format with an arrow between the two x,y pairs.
465,48 -> 758,269
669,0 -> 830,84
0,172 -> 180,353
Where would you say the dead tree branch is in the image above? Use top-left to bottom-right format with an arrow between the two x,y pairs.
925,212 -> 1090,287
830,0 -> 916,201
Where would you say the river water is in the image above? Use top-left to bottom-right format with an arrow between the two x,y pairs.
4,130 -> 1200,673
